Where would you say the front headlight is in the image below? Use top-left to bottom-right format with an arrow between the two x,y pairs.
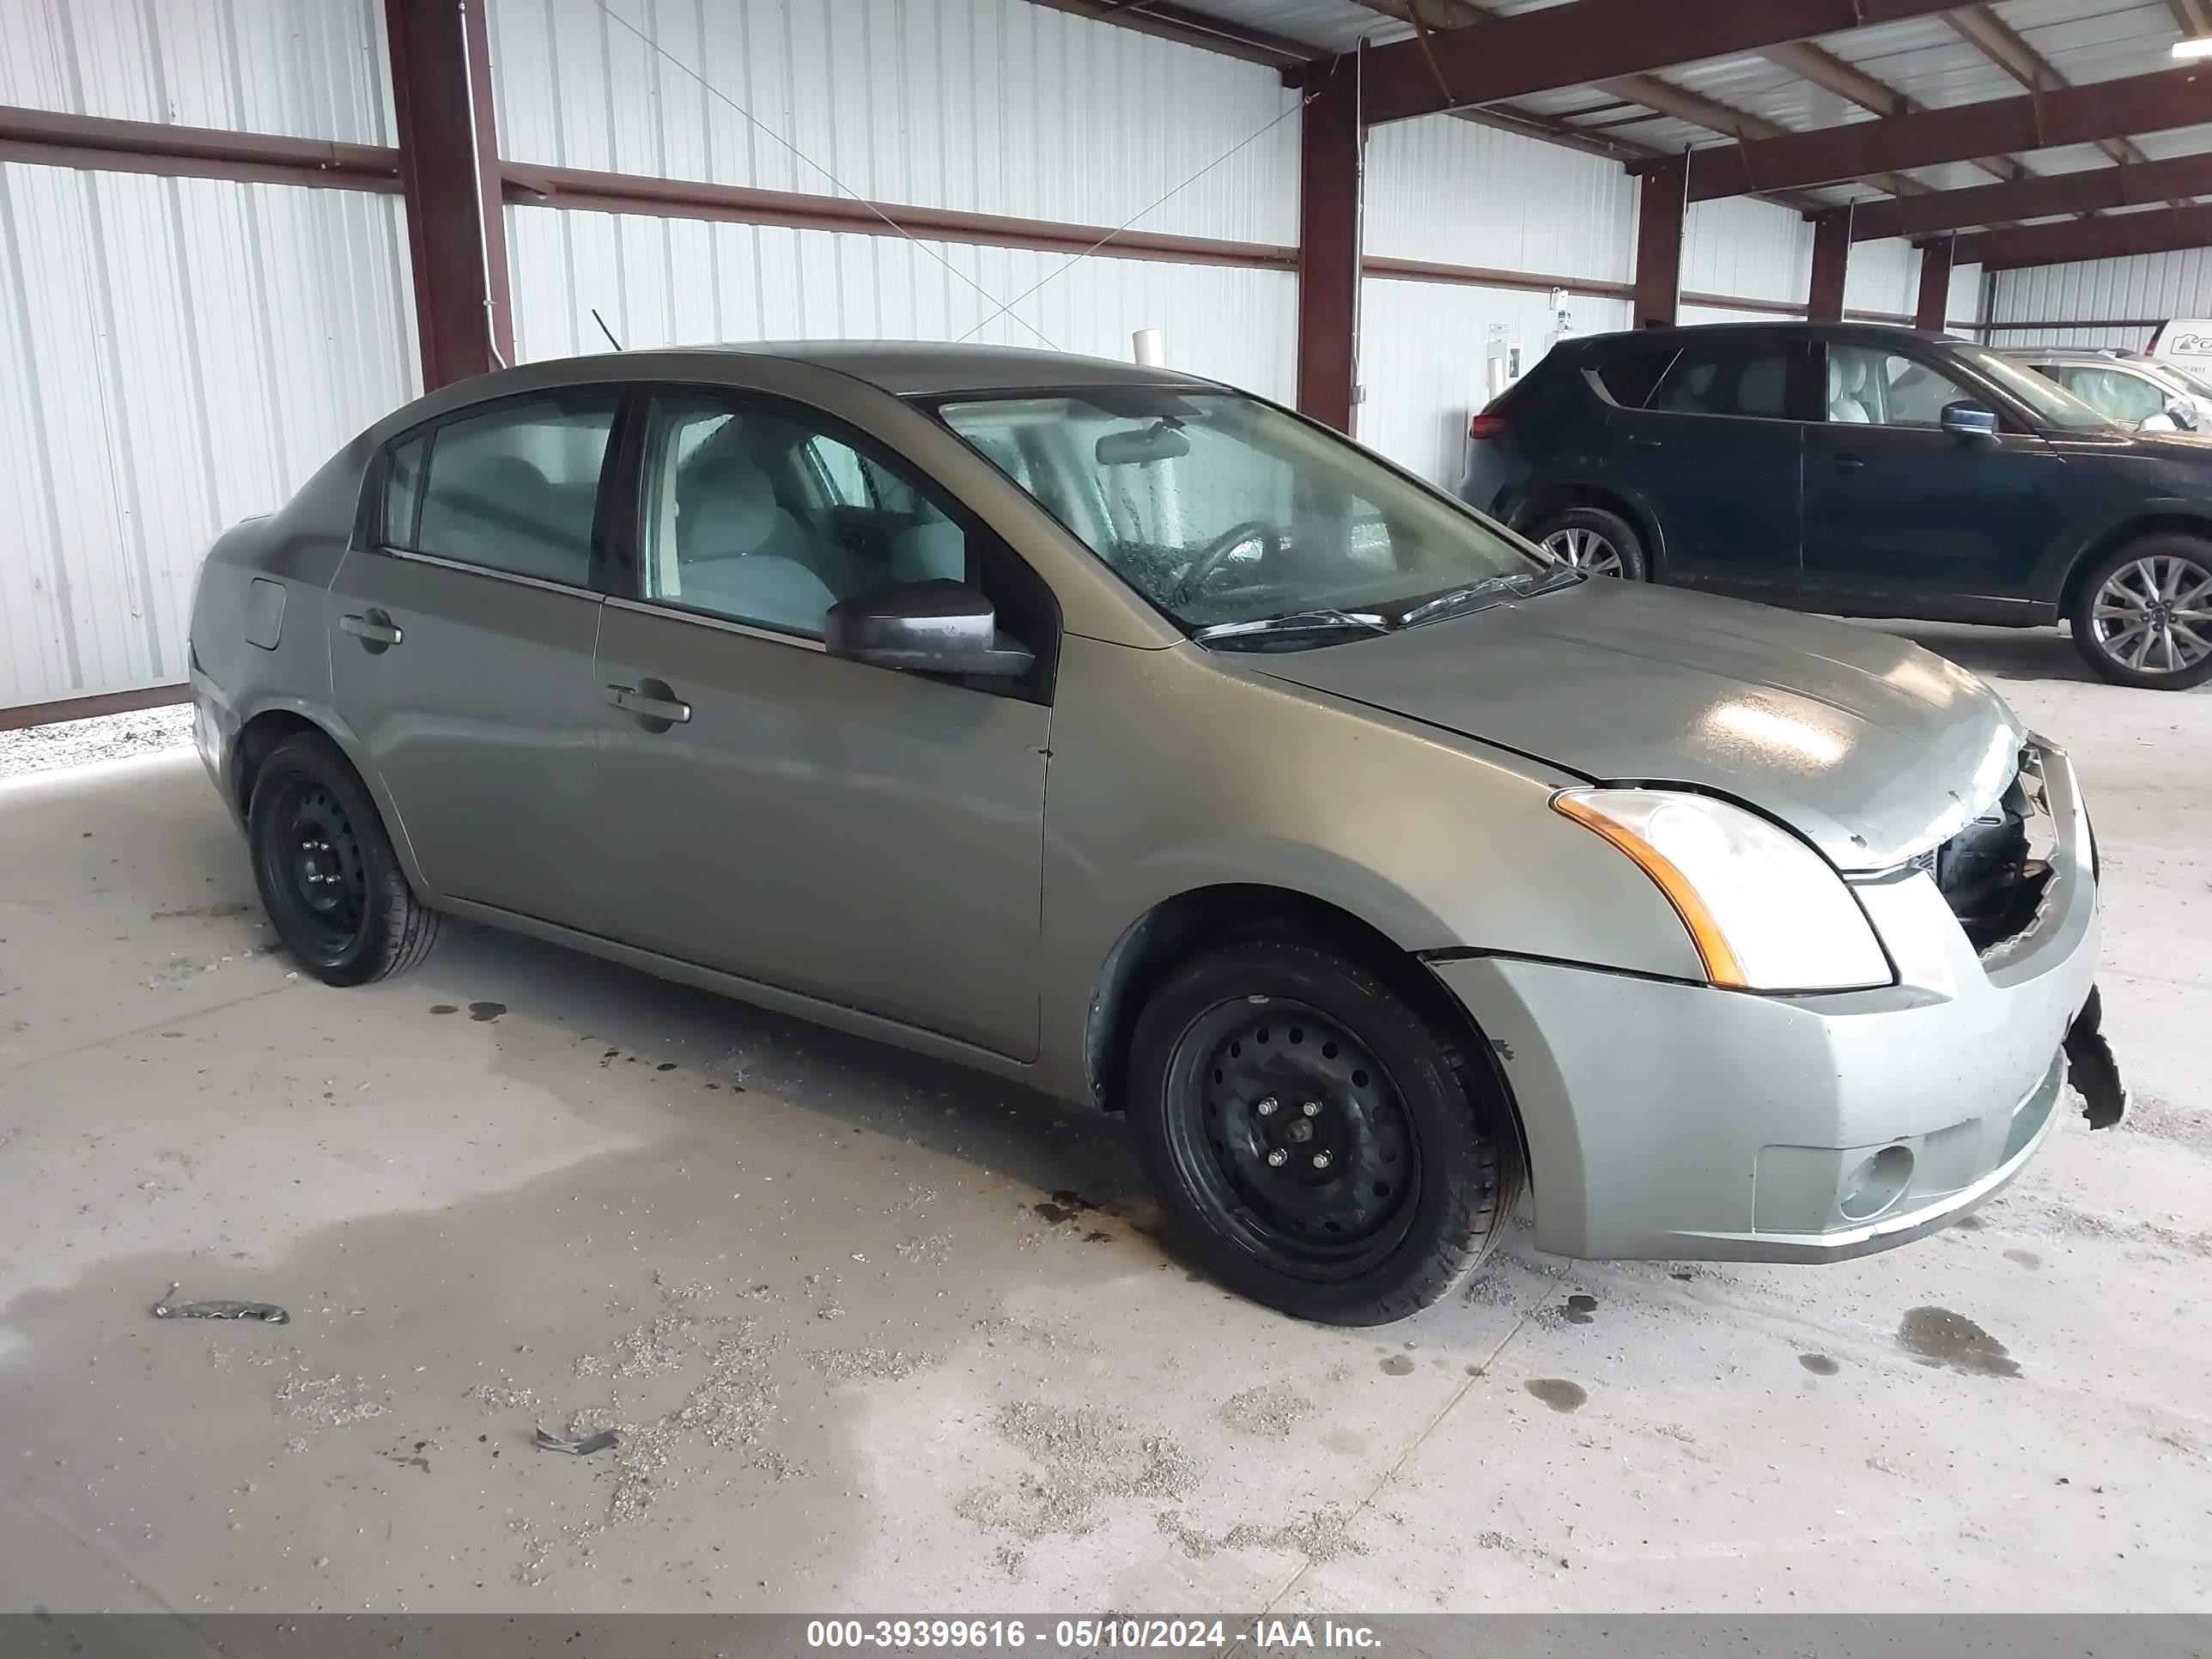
1553,787 -> 1892,993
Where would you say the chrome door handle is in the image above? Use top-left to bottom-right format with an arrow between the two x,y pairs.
340,611 -> 403,647
1833,456 -> 1866,470
605,684 -> 691,726
1626,434 -> 1663,449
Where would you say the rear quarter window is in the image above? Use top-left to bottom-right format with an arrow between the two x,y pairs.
1594,344 -> 1678,409
381,434 -> 428,548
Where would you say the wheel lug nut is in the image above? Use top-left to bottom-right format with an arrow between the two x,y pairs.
1302,1100 -> 1321,1117
1267,1149 -> 1288,1167
1256,1097 -> 1278,1117
1312,1152 -> 1332,1171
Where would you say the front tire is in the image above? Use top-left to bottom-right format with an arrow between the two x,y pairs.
1127,940 -> 1521,1325
1529,504 -> 1648,580
2067,536 -> 2212,690
247,731 -> 440,985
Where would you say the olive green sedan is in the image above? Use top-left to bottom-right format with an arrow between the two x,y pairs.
189,343 -> 2119,1324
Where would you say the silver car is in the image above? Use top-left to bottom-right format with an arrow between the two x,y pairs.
188,343 -> 2122,1325
2012,347 -> 2212,435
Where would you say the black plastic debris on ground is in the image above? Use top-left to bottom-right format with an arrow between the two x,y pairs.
150,1283 -> 289,1324
533,1427 -> 620,1455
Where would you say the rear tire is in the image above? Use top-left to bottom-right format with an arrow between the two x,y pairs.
1126,939 -> 1521,1326
2067,536 -> 2212,690
1528,504 -> 1648,580
247,731 -> 440,985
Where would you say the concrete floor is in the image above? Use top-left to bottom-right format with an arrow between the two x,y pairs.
0,620 -> 2207,1617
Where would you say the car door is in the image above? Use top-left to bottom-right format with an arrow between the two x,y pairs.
1800,343 -> 2063,611
328,388 -> 620,928
1600,334 -> 1814,599
590,386 -> 1054,1060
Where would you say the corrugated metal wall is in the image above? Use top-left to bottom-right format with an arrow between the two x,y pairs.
1681,195 -> 1812,309
1365,115 -> 1638,280
489,0 -> 1299,241
1987,248 -> 2212,348
507,205 -> 1297,399
0,0 -> 416,712
487,0 -> 1302,400
1358,277 -> 1631,487
1950,262 -> 1984,334
1359,116 -> 1634,483
0,0 -> 392,140
1844,237 -> 1918,319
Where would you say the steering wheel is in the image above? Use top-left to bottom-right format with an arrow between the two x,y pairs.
1170,520 -> 1280,606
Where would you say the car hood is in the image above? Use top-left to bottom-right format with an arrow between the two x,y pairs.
1237,579 -> 2026,871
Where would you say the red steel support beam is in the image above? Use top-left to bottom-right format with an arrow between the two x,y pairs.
1687,66 -> 2212,201
1355,0 -> 1964,125
1916,234 -> 1956,331
0,106 -> 398,191
386,0 -> 513,387
1026,0 -> 1313,70
1853,151 -> 2212,240
1808,205 -> 1854,323
502,162 -> 1294,268
1297,63 -> 1364,434
1633,154 -> 1687,331
1954,204 -> 2212,271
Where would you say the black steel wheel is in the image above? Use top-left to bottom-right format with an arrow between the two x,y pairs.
1127,939 -> 1520,1325
247,730 -> 440,985
1165,1004 -> 1419,1278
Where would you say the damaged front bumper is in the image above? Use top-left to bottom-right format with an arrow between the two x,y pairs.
1432,734 -> 2119,1263
2063,984 -> 2129,1131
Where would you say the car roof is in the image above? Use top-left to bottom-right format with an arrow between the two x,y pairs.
1571,319 -> 1959,354
544,340 -> 1218,398
2009,347 -> 2149,363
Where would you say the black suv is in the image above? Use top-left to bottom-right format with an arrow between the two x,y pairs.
1462,321 -> 2212,689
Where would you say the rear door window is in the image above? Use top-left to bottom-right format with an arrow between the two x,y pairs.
1650,342 -> 1803,419
397,393 -> 620,586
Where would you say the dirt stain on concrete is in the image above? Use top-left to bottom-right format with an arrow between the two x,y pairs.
2004,1248 -> 2043,1269
1560,1292 -> 1598,1325
1898,1305 -> 2021,1377
468,1001 -> 507,1023
428,1004 -> 458,1015
1378,1354 -> 1416,1376
1218,1386 -> 1315,1438
1524,1377 -> 1587,1413
1954,1215 -> 1988,1232
150,901 -> 253,921
1798,1352 -> 1840,1376
1031,1189 -> 1099,1225
957,1400 -> 1197,1541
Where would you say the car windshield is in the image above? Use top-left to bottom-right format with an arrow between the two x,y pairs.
1951,343 -> 2112,428
932,388 -> 1545,635
2155,359 -> 2212,398
2139,358 -> 2212,400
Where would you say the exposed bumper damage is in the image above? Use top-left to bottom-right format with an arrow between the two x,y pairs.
2063,985 -> 2130,1131
1432,734 -> 2118,1262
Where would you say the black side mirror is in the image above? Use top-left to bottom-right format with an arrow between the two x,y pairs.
825,580 -> 1034,678
1940,400 -> 2000,441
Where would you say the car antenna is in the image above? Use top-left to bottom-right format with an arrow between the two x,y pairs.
592,308 -> 623,351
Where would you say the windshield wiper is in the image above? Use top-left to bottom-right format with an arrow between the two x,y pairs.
1395,566 -> 1582,629
1193,609 -> 1395,647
